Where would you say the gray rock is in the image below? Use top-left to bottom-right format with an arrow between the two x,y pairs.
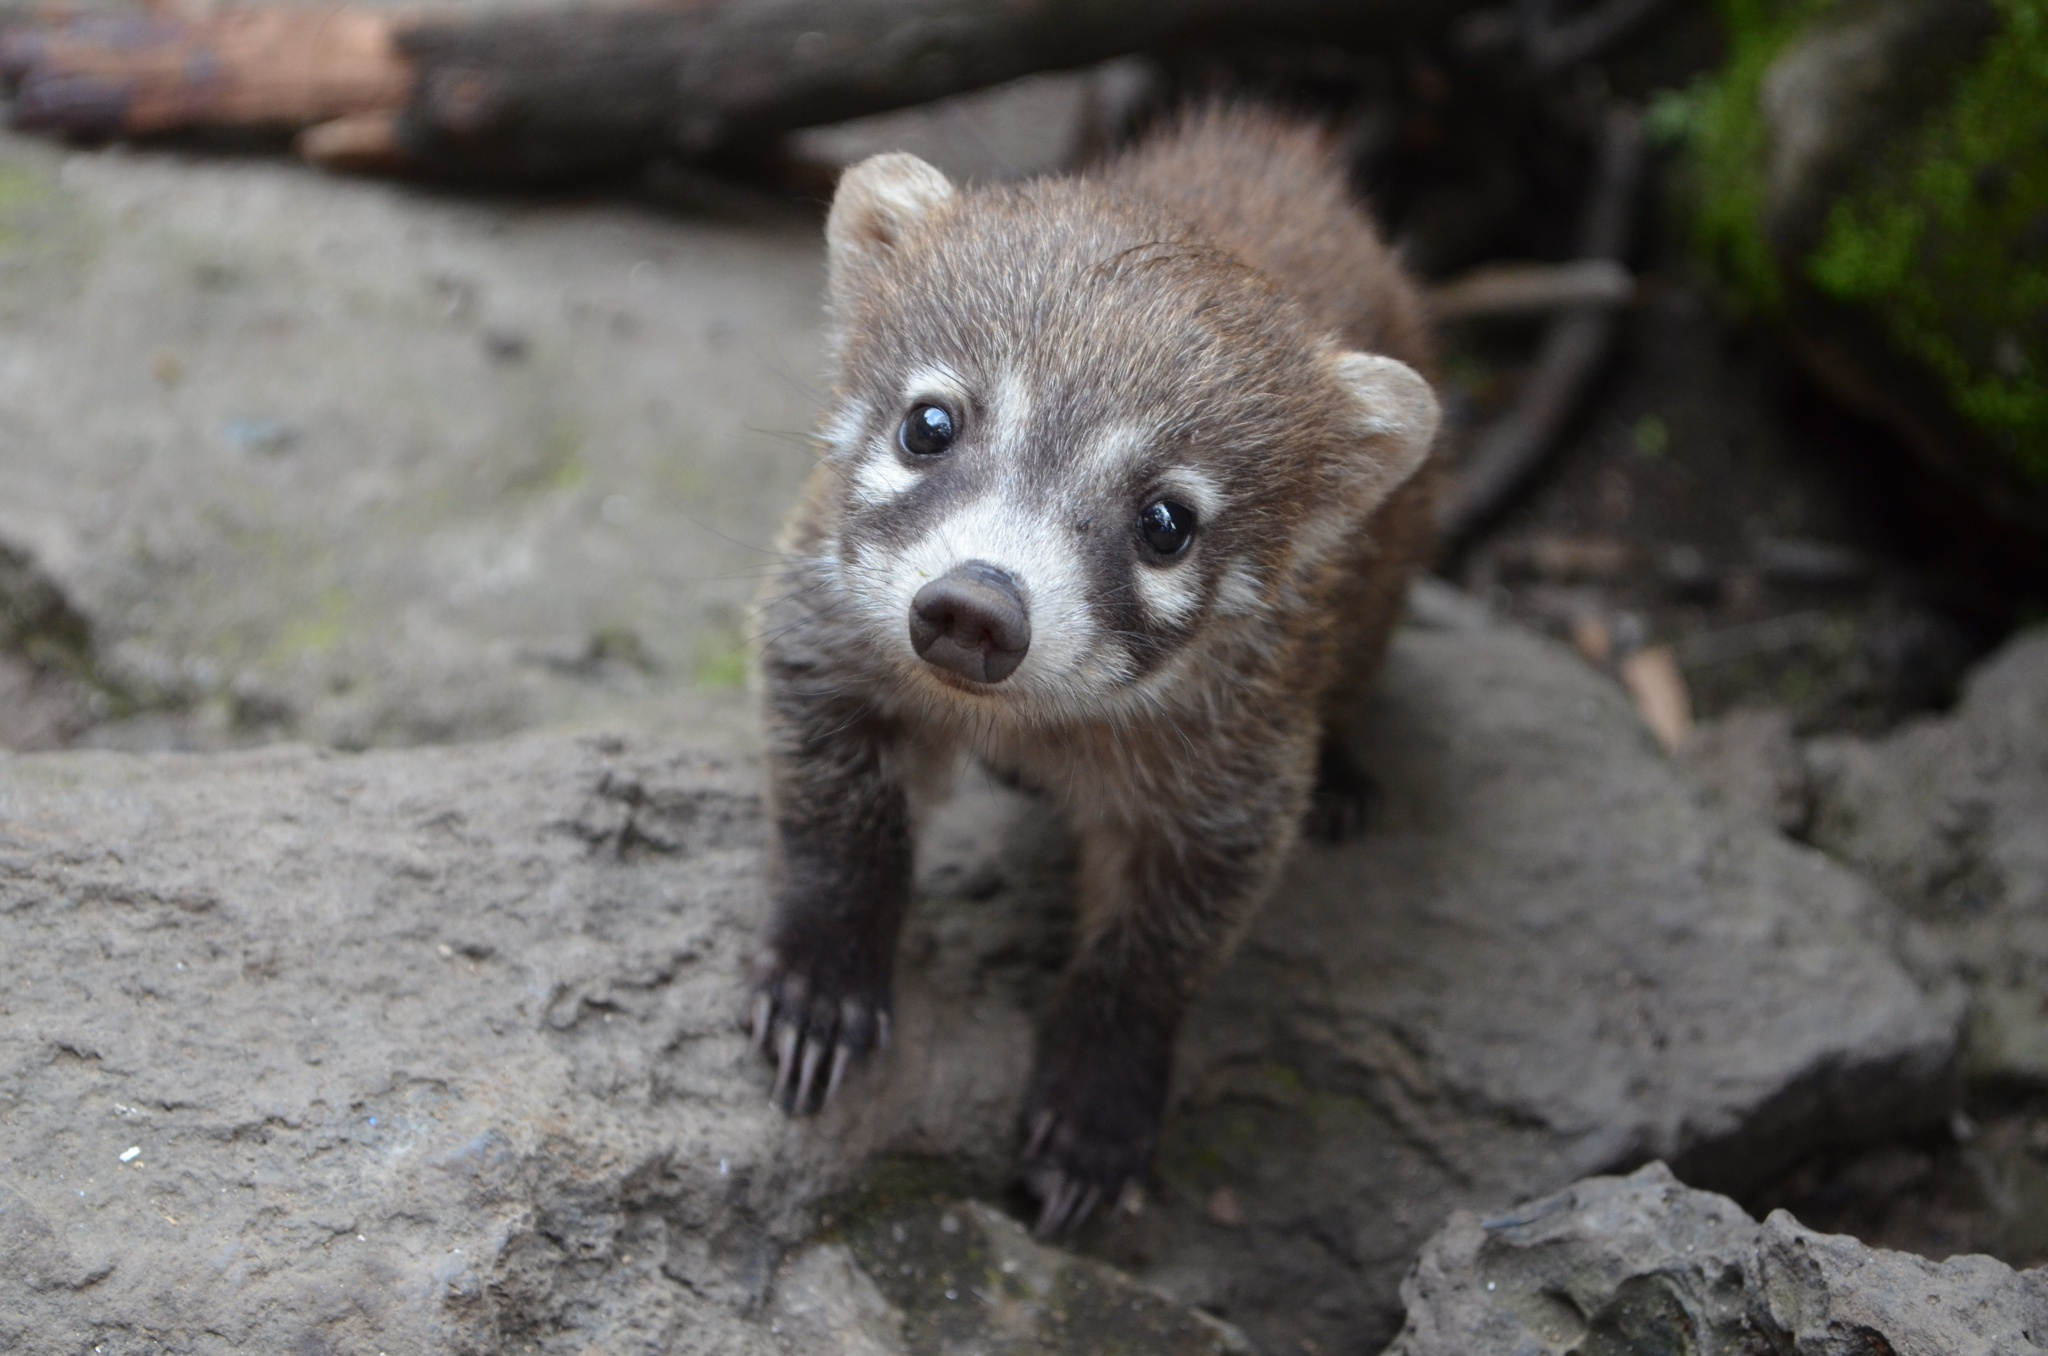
1806,625 -> 2048,1086
0,130 -> 827,751
822,1195 -> 1252,1355
1102,582 -> 1958,1351
1681,706 -> 1810,836
0,709 -> 1043,1356
1385,1160 -> 2048,1356
0,539 -> 99,749
0,584 -> 1961,1353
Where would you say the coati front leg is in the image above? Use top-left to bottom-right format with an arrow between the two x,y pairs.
1022,799 -> 1294,1237
751,690 -> 912,1115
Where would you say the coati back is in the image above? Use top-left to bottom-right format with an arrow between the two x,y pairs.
750,107 -> 1441,1234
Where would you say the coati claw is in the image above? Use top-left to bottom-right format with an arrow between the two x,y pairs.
795,1039 -> 826,1111
823,1042 -> 854,1108
1026,1109 -> 1054,1160
1033,1176 -> 1075,1238
747,950 -> 890,1115
1019,1026 -> 1162,1240
1076,1184 -> 1102,1231
1021,1106 -> 1144,1239
772,1023 -> 800,1106
1030,1171 -> 1106,1239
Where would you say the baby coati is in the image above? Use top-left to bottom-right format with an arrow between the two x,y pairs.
750,106 -> 1440,1236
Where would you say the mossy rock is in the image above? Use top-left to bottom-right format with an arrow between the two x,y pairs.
1668,0 -> 2048,537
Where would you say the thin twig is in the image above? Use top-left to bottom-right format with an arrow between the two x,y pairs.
1427,258 -> 1634,321
1436,104 -> 1643,555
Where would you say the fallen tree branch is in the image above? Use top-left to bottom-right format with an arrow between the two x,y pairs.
1436,104 -> 1643,554
2,0 -> 1489,175
1,9 -> 408,138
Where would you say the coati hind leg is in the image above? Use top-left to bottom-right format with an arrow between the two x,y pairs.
1304,731 -> 1379,843
750,691 -> 913,1116
1022,797 -> 1295,1237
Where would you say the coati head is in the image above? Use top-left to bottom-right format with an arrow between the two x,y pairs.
819,151 -> 1438,719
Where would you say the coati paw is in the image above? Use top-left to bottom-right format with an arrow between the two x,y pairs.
1019,1093 -> 1155,1239
1304,740 -> 1378,843
746,950 -> 889,1116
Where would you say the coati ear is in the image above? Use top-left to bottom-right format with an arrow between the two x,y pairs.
1327,351 -> 1440,512
826,153 -> 956,305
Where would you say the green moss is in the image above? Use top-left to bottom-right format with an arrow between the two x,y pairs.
267,587 -> 353,664
693,611 -> 750,689
0,153 -> 99,304
1676,0 -> 2048,485
1631,414 -> 1672,459
1806,0 -> 2048,483
1683,0 -> 1839,312
1669,0 -> 2048,486
0,163 -> 51,214
505,418 -> 588,495
694,638 -> 748,689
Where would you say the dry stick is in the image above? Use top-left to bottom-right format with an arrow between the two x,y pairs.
1426,258 -> 1634,322
1435,104 -> 1643,554
3,0 -> 1490,172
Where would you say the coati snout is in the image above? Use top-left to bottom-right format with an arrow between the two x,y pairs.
750,107 -> 1441,1238
909,561 -> 1030,683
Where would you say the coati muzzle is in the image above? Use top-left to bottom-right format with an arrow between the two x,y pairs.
909,561 -> 1031,684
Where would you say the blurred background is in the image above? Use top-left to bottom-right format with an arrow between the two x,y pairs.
1,0 -> 2044,1289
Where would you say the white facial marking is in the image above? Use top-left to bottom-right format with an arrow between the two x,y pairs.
1081,422 -> 1154,481
842,486 -> 1113,693
1128,465 -> 1220,629
821,399 -> 871,456
1155,465 -> 1225,521
1133,561 -> 1203,627
901,363 -> 970,414
851,437 -> 920,506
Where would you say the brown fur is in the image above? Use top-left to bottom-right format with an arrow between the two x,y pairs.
1106,108 -> 1439,732
748,108 -> 1439,1232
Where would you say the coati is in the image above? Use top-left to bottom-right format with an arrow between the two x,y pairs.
750,106 -> 1440,1236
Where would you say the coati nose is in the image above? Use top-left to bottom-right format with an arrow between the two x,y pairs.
909,562 -> 1031,684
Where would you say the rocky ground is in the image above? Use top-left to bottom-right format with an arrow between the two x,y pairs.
3,63 -> 2048,1356
0,128 -> 827,752
1,581 -> 2010,1354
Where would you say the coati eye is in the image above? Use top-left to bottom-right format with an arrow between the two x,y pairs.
1138,500 -> 1196,558
899,403 -> 956,456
